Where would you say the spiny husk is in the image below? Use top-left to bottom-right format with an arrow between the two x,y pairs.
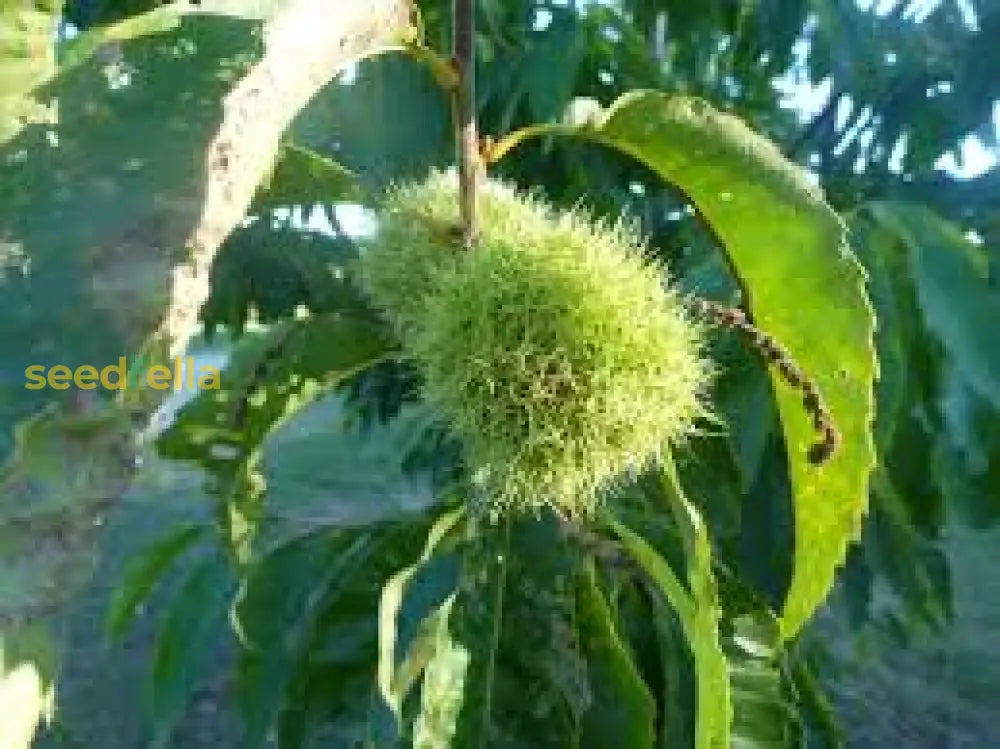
362,172 -> 710,518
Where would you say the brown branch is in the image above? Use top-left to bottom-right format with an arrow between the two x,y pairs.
165,0 -> 416,357
452,0 -> 479,247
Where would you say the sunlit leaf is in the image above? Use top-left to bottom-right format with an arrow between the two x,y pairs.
378,506 -> 465,724
411,594 -> 469,749
610,460 -> 733,749
0,0 -> 62,144
497,92 -> 878,638
660,463 -> 732,749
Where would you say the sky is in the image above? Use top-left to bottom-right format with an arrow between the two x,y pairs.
765,0 -> 997,179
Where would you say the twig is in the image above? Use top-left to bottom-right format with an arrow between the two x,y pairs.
452,0 -> 479,247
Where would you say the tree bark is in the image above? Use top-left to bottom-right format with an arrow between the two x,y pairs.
167,0 -> 416,356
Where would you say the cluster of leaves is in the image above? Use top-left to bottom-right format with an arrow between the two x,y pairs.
835,201 -> 1000,634
0,0 -> 997,747
82,28 -> 876,749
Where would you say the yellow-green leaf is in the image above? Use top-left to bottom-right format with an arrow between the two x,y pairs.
608,459 -> 733,749
378,506 -> 465,724
0,0 -> 62,144
498,91 -> 878,638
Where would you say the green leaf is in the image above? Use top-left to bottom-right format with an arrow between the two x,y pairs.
712,342 -> 778,498
521,9 -> 586,124
575,562 -> 656,749
234,515 -> 454,748
658,463 -> 732,749
442,521 -> 509,749
867,470 -> 952,629
714,569 -> 805,749
728,621 -> 797,749
255,395 -> 444,531
57,6 -> 185,73
149,553 -> 234,749
1,12 -> 268,434
869,202 -> 1000,411
58,1 -> 290,76
603,562 -> 696,749
200,220 -> 367,335
411,594 -> 469,749
605,516 -> 694,628
292,52 -> 452,190
451,517 -> 591,748
497,91 -> 878,638
253,142 -> 363,209
378,506 -> 465,724
234,525 -> 377,749
610,462 -> 733,749
848,209 -> 909,450
106,523 -> 207,640
157,314 -> 393,561
788,652 -> 844,748
1,1 -> 414,436
650,589 -> 696,749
